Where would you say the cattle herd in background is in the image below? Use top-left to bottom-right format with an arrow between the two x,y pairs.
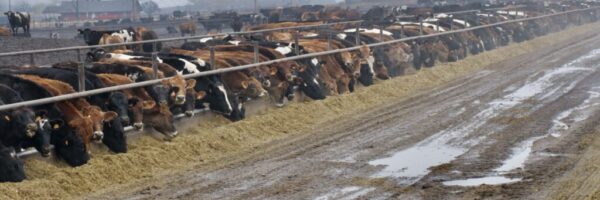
0,1 -> 598,182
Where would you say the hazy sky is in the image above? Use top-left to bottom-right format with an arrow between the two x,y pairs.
1,0 -> 190,8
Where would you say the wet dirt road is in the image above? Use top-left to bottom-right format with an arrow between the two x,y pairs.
84,26 -> 600,200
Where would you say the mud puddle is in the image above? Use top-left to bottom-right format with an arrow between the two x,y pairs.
368,48 -> 600,185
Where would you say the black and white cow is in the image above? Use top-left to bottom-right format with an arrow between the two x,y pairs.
3,11 -> 30,35
78,28 -> 136,46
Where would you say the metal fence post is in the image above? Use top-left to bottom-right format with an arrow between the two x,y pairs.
294,30 -> 300,55
436,19 -> 440,32
327,31 -> 332,51
209,46 -> 215,70
29,53 -> 35,66
400,24 -> 404,39
75,49 -> 85,92
379,23 -> 384,41
355,23 -> 360,46
151,52 -> 159,79
253,41 -> 259,64
450,16 -> 454,30
419,17 -> 423,35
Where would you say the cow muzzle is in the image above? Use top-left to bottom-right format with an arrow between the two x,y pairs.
133,123 -> 144,131
93,131 -> 104,141
163,131 -> 178,141
185,111 -> 195,117
120,116 -> 130,125
40,146 -> 51,157
262,80 -> 272,88
175,95 -> 186,105
26,123 -> 38,138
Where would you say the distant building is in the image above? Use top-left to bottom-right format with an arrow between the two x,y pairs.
43,0 -> 142,21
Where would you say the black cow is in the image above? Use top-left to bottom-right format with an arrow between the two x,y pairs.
0,143 -> 25,182
4,11 -> 30,35
0,84 -> 54,157
0,74 -> 89,166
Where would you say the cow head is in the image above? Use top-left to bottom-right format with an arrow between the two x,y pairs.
80,106 -> 118,141
296,58 -> 326,100
162,76 -> 195,106
31,110 -> 53,157
127,98 -> 145,130
102,117 -> 127,153
0,108 -> 38,139
86,48 -> 107,63
182,84 -> 201,117
197,76 -> 234,115
107,92 -> 131,125
0,145 -> 25,182
52,120 -> 90,167
77,28 -> 95,45
143,103 -> 177,140
150,83 -> 170,105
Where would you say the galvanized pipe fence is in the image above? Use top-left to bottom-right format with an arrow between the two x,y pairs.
0,7 -> 597,113
8,6 -> 599,157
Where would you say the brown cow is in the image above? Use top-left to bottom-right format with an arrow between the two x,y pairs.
179,21 -> 197,37
96,73 -> 178,139
17,75 -> 117,149
98,57 -> 194,106
99,33 -> 126,52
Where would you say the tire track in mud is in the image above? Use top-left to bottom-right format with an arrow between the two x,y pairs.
70,23 -> 600,200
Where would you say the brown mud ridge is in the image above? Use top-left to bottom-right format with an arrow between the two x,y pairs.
1,22 -> 600,200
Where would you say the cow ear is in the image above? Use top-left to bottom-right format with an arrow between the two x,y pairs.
241,81 -> 249,89
186,79 -> 197,89
50,119 -> 64,130
128,98 -> 140,107
103,111 -> 118,122
142,101 -> 156,110
270,67 -> 277,76
196,91 -> 207,100
3,115 -> 10,122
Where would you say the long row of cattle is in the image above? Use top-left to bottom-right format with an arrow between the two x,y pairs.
0,2 -> 598,183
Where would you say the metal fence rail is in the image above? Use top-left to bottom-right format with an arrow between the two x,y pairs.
0,7 -> 597,113
0,20 -> 364,58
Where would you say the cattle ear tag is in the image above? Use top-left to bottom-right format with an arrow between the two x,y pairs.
4,116 -> 10,121
53,124 -> 60,129
64,140 -> 69,146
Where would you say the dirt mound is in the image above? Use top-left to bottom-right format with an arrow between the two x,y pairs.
0,27 -> 10,37
0,22 -> 598,200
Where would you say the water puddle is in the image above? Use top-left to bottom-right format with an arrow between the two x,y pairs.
368,48 -> 600,185
494,136 -> 543,172
442,176 -> 522,187
369,144 -> 464,181
314,186 -> 375,200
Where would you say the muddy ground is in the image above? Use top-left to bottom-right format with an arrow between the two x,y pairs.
0,22 -> 600,200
